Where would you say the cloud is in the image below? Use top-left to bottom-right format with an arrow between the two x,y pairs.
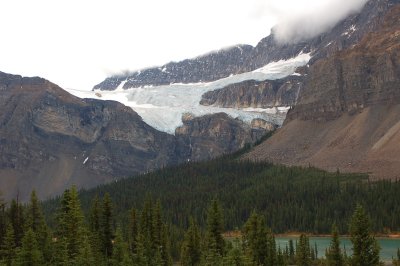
257,0 -> 368,44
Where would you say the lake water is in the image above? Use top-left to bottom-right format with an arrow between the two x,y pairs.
276,237 -> 400,261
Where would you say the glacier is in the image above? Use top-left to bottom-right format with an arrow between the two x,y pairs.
66,53 -> 310,134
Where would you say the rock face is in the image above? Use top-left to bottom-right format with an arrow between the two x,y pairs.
200,76 -> 304,108
0,72 -> 184,200
286,6 -> 400,122
244,4 -> 400,179
0,72 -> 268,200
93,0 -> 399,91
93,45 -> 253,90
175,113 -> 267,161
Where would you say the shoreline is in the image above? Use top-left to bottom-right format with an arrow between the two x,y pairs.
223,231 -> 400,239
275,233 -> 400,239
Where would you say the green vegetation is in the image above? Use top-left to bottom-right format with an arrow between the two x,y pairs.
0,189 -> 389,265
42,157 -> 400,235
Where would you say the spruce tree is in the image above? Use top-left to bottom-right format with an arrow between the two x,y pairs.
393,248 -> 400,266
288,239 -> 295,264
101,193 -> 114,258
326,224 -> 344,266
242,211 -> 275,265
8,199 -> 24,247
349,205 -> 380,266
88,195 -> 103,262
201,239 -> 222,266
51,237 -> 70,266
132,233 -> 147,266
56,186 -> 85,261
0,224 -> 16,266
180,218 -> 201,266
223,243 -> 246,266
110,228 -> 133,266
128,208 -> 139,255
25,190 -> 51,262
295,234 -> 311,266
15,229 -> 43,266
75,234 -> 95,266
205,200 -> 225,257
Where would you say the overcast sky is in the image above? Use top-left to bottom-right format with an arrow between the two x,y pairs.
0,0 -> 366,90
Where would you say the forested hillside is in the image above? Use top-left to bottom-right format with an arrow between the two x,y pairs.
42,154 -> 400,236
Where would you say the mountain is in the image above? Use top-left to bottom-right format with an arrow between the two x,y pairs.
93,0 -> 396,92
0,72 -> 267,200
244,3 -> 400,179
93,45 -> 253,90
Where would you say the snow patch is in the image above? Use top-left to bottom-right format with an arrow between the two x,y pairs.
83,157 -> 89,164
342,25 -> 357,37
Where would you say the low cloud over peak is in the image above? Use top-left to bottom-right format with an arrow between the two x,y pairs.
257,0 -> 368,44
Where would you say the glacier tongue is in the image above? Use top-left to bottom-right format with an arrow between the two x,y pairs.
66,53 -> 311,134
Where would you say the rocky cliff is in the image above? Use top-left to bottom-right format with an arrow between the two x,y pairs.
0,72 -> 268,200
244,4 -> 400,179
200,75 -> 304,109
175,113 -> 268,161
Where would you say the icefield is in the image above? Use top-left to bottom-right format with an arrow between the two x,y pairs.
66,53 -> 310,134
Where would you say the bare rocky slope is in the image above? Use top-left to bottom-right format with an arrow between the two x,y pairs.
0,73 -> 267,200
244,5 -> 400,179
200,75 -> 304,109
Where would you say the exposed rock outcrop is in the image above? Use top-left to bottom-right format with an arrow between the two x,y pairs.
175,113 -> 267,161
200,76 -> 303,108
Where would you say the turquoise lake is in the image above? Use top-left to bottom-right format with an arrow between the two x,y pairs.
276,237 -> 400,261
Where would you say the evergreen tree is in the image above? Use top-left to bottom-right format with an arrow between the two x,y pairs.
0,224 -> 16,266
180,218 -> 201,266
8,199 -> 24,247
75,234 -> 95,266
111,228 -> 133,266
276,246 -> 286,266
152,201 -> 163,250
25,190 -> 51,261
88,195 -> 103,262
295,234 -> 311,266
56,186 -> 85,261
201,239 -> 222,266
128,208 -> 139,255
101,193 -> 114,258
51,237 -> 70,266
205,200 -> 224,257
223,243 -> 247,266
15,229 -> 43,266
242,211 -> 275,265
160,224 -> 172,266
288,239 -> 295,264
392,248 -> 400,266
349,205 -> 380,266
266,231 -> 276,266
89,195 -> 101,233
132,233 -> 147,266
326,224 -> 344,266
